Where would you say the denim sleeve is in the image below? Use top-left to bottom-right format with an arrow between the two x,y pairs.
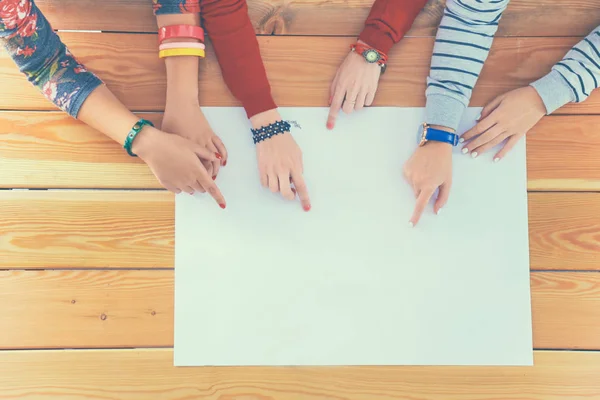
0,0 -> 103,117
153,0 -> 200,15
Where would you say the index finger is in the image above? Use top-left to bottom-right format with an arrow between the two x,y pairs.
460,113 -> 496,142
291,170 -> 311,212
410,188 -> 435,227
327,88 -> 345,130
196,166 -> 226,209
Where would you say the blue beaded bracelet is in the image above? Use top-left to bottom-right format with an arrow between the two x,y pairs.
251,120 -> 291,144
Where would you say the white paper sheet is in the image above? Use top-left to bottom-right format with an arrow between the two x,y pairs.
174,107 -> 532,366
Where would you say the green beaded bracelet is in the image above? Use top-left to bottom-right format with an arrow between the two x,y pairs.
123,119 -> 154,157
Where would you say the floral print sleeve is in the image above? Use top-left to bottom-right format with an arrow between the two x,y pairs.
153,0 -> 200,15
0,0 -> 102,117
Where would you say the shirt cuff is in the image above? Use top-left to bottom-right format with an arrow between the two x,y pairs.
425,94 -> 466,132
529,70 -> 576,115
358,26 -> 396,55
239,88 -> 278,119
68,75 -> 103,118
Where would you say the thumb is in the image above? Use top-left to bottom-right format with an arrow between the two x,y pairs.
434,181 -> 452,214
192,143 -> 221,162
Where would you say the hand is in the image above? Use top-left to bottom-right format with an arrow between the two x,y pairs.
460,86 -> 546,161
252,110 -> 311,211
327,40 -> 381,129
133,126 -> 226,208
403,135 -> 453,227
161,101 -> 228,185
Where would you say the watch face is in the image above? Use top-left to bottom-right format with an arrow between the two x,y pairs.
363,49 -> 380,63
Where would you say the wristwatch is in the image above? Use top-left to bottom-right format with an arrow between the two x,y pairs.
418,123 -> 460,147
350,43 -> 388,74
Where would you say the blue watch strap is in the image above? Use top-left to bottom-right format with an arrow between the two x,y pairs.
425,127 -> 459,146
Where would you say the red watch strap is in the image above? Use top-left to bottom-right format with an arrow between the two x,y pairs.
350,42 -> 388,65
158,25 -> 205,44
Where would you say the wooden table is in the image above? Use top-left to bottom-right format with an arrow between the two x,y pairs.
1,1 -> 600,398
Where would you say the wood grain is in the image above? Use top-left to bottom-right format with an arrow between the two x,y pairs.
2,113 -> 600,190
1,191 -> 598,270
1,35 -> 597,113
0,191 -> 174,268
1,350 -> 599,400
36,0 -> 600,38
0,270 -> 598,349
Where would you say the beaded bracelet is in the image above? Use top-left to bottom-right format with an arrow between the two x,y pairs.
123,119 -> 154,157
251,120 -> 292,144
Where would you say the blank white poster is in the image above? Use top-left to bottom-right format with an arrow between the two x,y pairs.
174,107 -> 533,367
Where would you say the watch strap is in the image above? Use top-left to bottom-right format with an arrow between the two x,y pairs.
425,126 -> 460,146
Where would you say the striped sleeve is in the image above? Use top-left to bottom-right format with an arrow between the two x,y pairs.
425,0 -> 509,131
530,25 -> 600,114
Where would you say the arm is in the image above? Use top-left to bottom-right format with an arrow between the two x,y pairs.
327,0 -> 428,129
359,0 -> 429,55
200,0 -> 276,118
425,0 -> 509,131
460,24 -> 600,161
531,25 -> 600,114
0,0 -> 225,203
200,0 -> 310,211
403,0 -> 509,227
0,0 -> 102,117
153,1 -> 229,180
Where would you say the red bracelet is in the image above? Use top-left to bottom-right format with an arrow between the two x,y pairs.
350,42 -> 388,66
158,25 -> 205,44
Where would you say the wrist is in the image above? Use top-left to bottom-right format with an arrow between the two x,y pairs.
131,126 -> 161,159
250,108 -> 281,129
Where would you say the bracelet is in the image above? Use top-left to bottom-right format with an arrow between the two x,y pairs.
123,119 -> 154,157
251,120 -> 291,144
158,25 -> 205,44
159,48 -> 206,58
159,42 -> 206,51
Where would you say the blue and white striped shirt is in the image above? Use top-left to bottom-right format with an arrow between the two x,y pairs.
425,0 -> 509,130
426,0 -> 600,128
531,26 -> 600,114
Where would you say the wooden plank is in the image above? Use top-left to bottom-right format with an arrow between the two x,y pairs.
37,0 -> 600,38
527,116 -> 600,191
2,113 -> 600,191
0,191 -> 174,269
1,191 -> 598,270
0,270 -> 598,349
1,351 -> 600,400
1,35 -> 597,113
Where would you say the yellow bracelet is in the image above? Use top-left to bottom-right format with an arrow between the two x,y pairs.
158,48 -> 206,58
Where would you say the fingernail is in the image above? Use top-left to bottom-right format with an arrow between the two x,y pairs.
494,157 -> 500,163
212,176 -> 216,180
215,153 -> 222,159
326,122 -> 334,130
408,221 -> 414,228
476,113 -> 481,120
219,203 -> 226,209
461,148 -> 469,154
459,137 -> 464,143
303,204 -> 311,212
471,151 -> 478,159
222,160 -> 227,167
436,208 -> 442,215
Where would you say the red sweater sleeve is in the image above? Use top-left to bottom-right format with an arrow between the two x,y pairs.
358,0 -> 428,54
200,0 -> 277,118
